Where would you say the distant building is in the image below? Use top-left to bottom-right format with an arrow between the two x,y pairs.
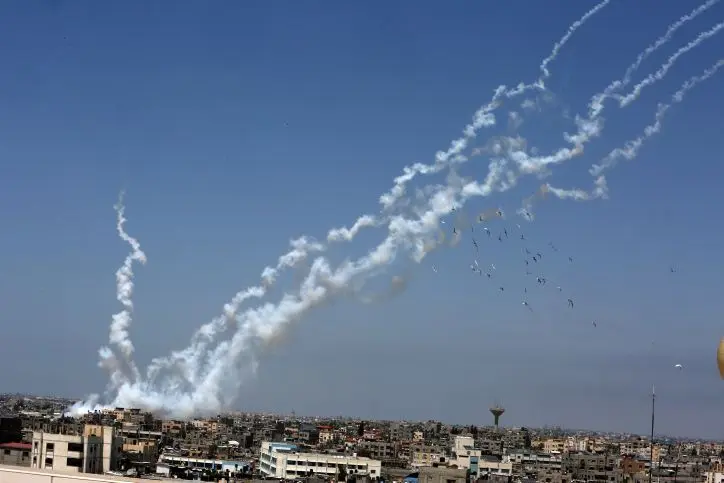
155,454 -> 250,477
259,441 -> 382,479
409,445 -> 444,468
411,466 -> 467,483
0,442 -> 31,467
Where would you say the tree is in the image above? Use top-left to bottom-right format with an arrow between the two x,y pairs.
338,464 -> 348,482
208,443 -> 218,459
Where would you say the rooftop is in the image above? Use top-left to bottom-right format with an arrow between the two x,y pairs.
0,442 -> 31,451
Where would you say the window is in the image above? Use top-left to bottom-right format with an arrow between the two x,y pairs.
68,443 -> 83,453
66,457 -> 83,468
22,451 -> 29,458
45,457 -> 53,468
46,443 -> 55,452
3,449 -> 9,455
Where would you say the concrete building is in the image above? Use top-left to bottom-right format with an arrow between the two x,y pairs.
415,466 -> 467,483
706,471 -> 724,483
562,452 -> 620,483
0,443 -> 31,467
259,441 -> 382,479
409,445 -> 444,468
155,454 -> 250,476
30,425 -> 121,474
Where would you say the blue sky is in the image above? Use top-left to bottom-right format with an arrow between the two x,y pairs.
1,0 -> 723,438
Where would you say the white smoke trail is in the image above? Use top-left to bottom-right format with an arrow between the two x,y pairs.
592,59 -> 724,176
616,21 -> 724,110
539,0 -> 611,80
546,59 -> 723,202
502,13 -> 724,186
144,236 -> 327,387
373,0 -> 612,213
589,0 -> 721,119
99,193 -> 147,385
69,8 -> 721,418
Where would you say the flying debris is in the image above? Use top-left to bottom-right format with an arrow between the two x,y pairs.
592,321 -> 597,328
568,298 -> 574,308
504,228 -> 508,238
569,257 -> 574,263
499,287 -> 505,292
674,364 -> 683,370
522,301 -> 533,312
472,239 -> 479,252
557,286 -> 562,292
432,265 -> 438,273
670,266 -> 676,273
718,338 -> 724,379
520,234 -> 526,240
498,234 -> 503,242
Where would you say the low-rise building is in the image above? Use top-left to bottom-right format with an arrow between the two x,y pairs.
0,442 -> 31,467
259,441 -> 382,479
155,454 -> 250,476
409,445 -> 444,468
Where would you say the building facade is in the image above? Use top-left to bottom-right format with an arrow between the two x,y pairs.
259,441 -> 382,479
30,425 -> 121,474
0,442 -> 31,467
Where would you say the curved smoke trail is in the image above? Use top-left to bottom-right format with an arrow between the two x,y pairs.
98,193 -> 147,389
69,2 -> 723,417
532,59 -> 724,206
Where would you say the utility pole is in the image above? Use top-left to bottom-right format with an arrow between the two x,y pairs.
648,385 -> 656,483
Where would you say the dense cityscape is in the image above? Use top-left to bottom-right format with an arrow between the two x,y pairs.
1,393 -> 723,483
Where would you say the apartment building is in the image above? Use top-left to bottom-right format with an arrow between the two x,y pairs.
409,445 -> 444,468
259,441 -> 382,479
30,425 -> 121,474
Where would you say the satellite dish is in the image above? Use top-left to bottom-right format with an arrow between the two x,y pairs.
717,338 -> 724,379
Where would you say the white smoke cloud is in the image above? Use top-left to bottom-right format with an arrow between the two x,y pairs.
68,3 -> 722,418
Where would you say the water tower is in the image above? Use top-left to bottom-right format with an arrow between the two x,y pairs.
489,405 -> 505,430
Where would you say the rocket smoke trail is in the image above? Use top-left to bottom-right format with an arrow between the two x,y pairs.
589,0 -> 721,119
69,2 -> 723,418
97,193 -> 147,390
530,59 -> 724,206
